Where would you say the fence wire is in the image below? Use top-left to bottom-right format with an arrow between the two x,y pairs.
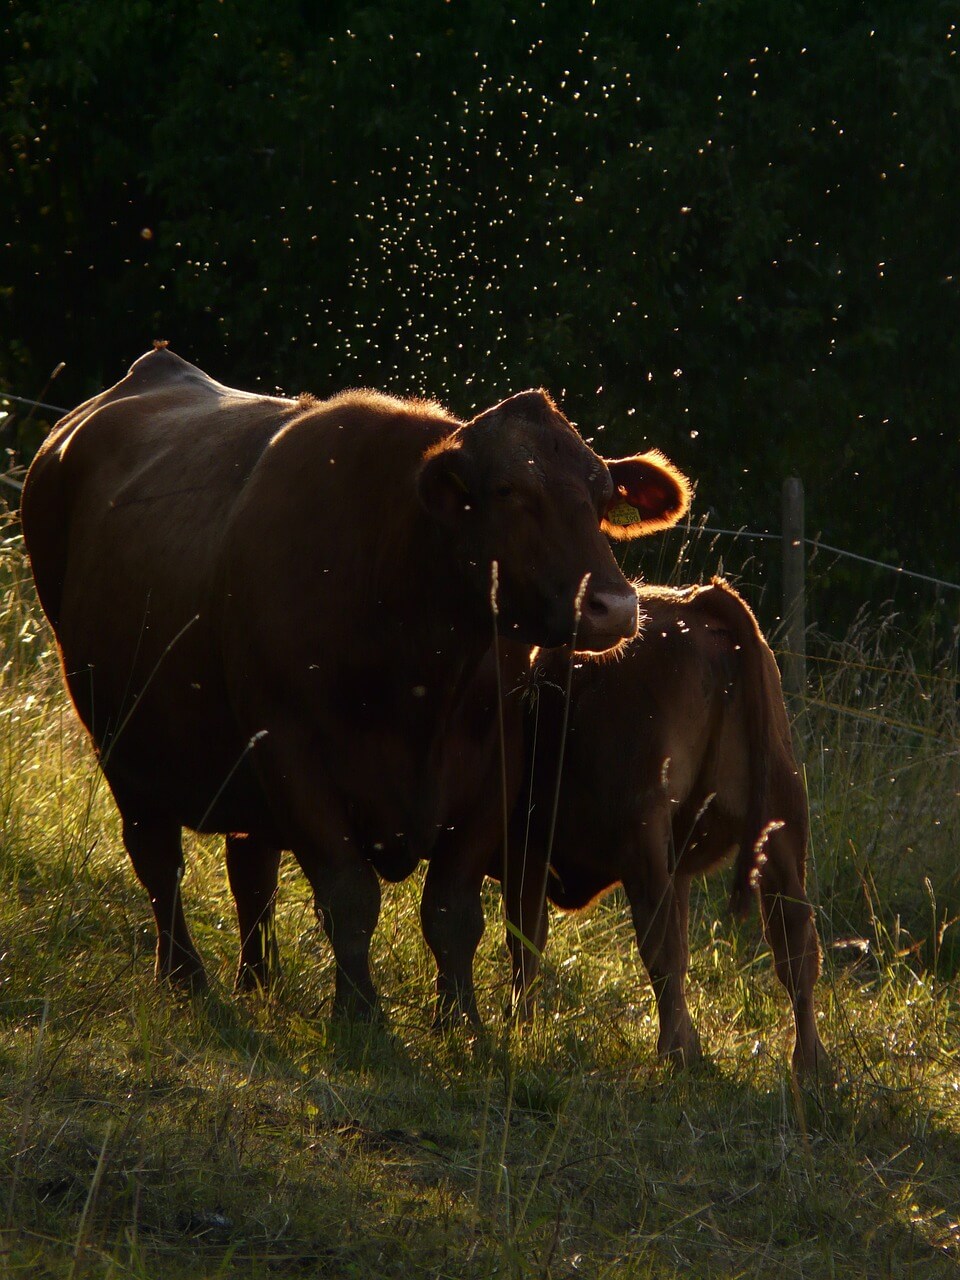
690,524 -> 960,595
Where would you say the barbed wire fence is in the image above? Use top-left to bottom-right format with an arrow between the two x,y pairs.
642,476 -> 960,739
0,391 -> 60,493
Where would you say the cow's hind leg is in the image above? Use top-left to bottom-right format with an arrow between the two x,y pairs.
122,814 -> 208,993
226,833 -> 282,992
758,831 -> 831,1079
252,738 -> 383,1021
623,804 -> 701,1066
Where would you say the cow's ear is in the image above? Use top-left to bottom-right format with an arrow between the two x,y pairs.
417,442 -> 475,526
601,450 -> 691,540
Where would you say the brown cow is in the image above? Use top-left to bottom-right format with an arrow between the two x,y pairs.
503,579 -> 830,1076
20,347 -> 690,1024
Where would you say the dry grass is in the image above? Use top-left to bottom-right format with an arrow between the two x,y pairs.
1,519 -> 959,1278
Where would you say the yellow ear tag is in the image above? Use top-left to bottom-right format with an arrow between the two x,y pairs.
605,500 -> 641,526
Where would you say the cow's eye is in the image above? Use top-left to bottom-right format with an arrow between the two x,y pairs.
597,477 -> 614,516
494,483 -> 512,499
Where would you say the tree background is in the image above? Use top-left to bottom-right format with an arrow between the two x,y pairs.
2,0 -> 957,631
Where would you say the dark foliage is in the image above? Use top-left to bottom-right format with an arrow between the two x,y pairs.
2,0 -> 957,624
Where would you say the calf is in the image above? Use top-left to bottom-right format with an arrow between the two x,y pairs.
20,347 -> 691,1024
504,579 -> 830,1076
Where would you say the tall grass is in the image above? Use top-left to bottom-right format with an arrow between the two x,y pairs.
805,609 -> 960,971
1,515 -> 959,1278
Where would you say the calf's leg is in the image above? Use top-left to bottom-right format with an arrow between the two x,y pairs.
122,814 -> 207,993
225,833 -> 282,992
758,831 -> 831,1078
623,805 -> 701,1065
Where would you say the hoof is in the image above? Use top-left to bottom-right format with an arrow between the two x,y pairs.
432,1011 -> 483,1035
157,952 -> 209,996
332,991 -> 384,1025
658,1027 -> 703,1070
234,961 -> 280,995
503,1001 -> 534,1028
793,1038 -> 834,1085
432,993 -> 482,1034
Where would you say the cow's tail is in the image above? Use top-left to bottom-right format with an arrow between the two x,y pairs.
699,578 -> 788,922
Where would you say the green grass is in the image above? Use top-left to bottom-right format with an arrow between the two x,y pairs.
2,521 -> 959,1278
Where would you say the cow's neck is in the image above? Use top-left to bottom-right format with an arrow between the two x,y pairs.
373,507 -> 494,694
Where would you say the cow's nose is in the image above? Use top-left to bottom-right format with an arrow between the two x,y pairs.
577,586 -> 639,651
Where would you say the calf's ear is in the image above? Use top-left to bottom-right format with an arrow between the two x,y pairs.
417,442 -> 474,526
601,450 -> 692,539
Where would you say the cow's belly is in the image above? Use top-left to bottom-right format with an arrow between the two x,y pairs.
338,716 -> 504,861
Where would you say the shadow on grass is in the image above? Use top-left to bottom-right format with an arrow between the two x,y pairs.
2,959 -> 959,1277
1,856 -> 958,1277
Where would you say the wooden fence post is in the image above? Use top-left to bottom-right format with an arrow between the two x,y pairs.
781,477 -> 807,697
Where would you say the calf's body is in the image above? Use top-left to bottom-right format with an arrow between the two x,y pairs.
506,579 -> 829,1076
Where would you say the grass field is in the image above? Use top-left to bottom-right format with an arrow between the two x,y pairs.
2,519 -> 959,1278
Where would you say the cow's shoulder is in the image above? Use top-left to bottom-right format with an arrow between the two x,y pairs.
264,388 -> 460,493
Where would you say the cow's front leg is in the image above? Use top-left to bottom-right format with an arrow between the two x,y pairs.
298,840 -> 382,1020
252,735 -> 383,1021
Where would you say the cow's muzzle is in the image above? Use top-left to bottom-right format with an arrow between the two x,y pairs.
574,584 -> 639,653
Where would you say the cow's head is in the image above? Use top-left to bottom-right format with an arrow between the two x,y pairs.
417,390 -> 690,652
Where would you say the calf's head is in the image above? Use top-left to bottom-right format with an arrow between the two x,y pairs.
418,390 -> 690,652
